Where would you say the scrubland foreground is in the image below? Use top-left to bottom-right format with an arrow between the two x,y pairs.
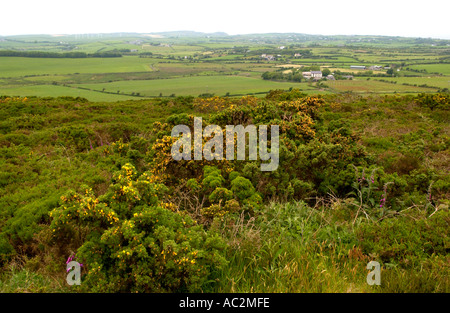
0,90 -> 448,293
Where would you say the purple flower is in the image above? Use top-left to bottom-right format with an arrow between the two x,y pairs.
380,197 -> 386,208
66,254 -> 83,271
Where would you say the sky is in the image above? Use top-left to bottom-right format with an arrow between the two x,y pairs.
1,0 -> 449,39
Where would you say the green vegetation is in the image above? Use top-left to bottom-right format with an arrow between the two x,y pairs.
0,33 -> 449,293
0,90 -> 448,293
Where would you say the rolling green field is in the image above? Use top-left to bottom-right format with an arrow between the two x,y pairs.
407,63 -> 450,75
1,75 -> 326,99
327,78 -> 439,93
0,56 -> 155,77
0,84 -> 139,101
374,76 -> 450,89
73,75 -> 325,97
1,33 -> 448,101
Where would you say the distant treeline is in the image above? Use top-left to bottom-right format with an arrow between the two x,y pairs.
0,50 -> 122,58
262,71 -> 303,82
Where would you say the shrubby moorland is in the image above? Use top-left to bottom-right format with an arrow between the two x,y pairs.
0,90 -> 448,292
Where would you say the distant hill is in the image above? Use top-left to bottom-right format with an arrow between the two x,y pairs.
1,32 -> 449,47
148,31 -> 229,38
1,31 -> 449,42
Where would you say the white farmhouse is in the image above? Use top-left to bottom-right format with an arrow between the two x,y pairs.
311,71 -> 322,79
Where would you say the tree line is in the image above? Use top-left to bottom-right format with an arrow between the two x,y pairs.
0,50 -> 123,58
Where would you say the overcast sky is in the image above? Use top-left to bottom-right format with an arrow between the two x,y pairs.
1,0 -> 449,39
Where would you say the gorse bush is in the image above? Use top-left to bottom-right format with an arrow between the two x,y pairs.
415,93 -> 449,111
148,94 -> 367,209
49,164 -> 227,292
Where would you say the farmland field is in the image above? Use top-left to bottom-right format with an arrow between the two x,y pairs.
327,78 -> 439,93
1,33 -> 449,101
0,56 -> 155,77
373,76 -> 450,89
407,63 -> 450,75
72,75 -> 325,97
0,84 -> 139,101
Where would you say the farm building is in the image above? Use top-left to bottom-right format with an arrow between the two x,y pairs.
350,65 -> 366,70
302,71 -> 322,80
261,54 -> 275,61
326,74 -> 335,80
311,71 -> 322,78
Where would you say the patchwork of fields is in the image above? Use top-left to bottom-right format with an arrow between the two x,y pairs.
327,79 -> 438,93
0,33 -> 448,100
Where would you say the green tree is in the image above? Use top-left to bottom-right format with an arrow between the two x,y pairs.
322,68 -> 331,77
